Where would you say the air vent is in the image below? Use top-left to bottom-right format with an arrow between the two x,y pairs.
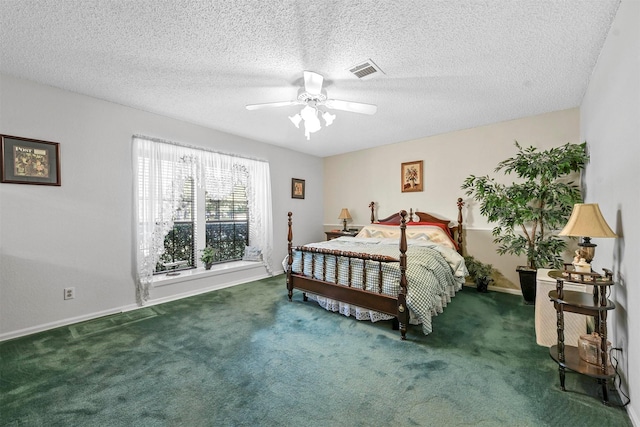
348,59 -> 384,80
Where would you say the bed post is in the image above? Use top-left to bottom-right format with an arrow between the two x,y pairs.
287,212 -> 293,301
369,201 -> 375,223
397,210 -> 409,340
456,197 -> 464,255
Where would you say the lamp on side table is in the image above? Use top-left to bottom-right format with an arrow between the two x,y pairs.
338,208 -> 352,232
559,203 -> 617,265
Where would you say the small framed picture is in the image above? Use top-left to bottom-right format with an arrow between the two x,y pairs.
401,160 -> 423,192
291,178 -> 305,199
1,135 -> 61,186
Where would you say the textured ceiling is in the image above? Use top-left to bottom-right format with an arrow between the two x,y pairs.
0,0 -> 620,157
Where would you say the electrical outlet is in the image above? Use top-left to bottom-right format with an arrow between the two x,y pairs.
64,287 -> 75,300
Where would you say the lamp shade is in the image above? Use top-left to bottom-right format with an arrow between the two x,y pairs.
338,208 -> 352,220
322,111 -> 336,126
288,114 -> 302,128
300,105 -> 316,121
559,203 -> 616,238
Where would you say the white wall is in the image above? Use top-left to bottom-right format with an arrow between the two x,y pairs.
580,0 -> 638,423
0,74 -> 324,340
323,108 -> 580,288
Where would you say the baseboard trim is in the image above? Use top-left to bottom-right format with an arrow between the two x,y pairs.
142,271 -> 270,308
465,282 -> 522,296
0,305 -> 138,343
0,274 -> 523,342
487,285 -> 522,296
0,272 -> 272,343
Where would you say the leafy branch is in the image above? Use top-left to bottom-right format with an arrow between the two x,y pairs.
461,142 -> 588,269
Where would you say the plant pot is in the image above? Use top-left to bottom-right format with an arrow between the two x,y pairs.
476,278 -> 490,293
205,262 -> 213,270
517,267 -> 537,304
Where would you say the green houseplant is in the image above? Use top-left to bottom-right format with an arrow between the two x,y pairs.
464,255 -> 493,293
199,246 -> 218,270
461,141 -> 589,303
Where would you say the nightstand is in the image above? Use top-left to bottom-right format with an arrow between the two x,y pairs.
325,230 -> 359,240
548,269 -> 616,404
535,269 -> 590,347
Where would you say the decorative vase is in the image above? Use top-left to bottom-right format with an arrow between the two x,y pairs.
476,278 -> 490,293
516,267 -> 537,304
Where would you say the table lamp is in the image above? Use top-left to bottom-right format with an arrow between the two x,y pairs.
558,203 -> 616,264
338,208 -> 352,232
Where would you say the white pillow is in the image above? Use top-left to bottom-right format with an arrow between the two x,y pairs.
242,246 -> 262,261
355,224 -> 401,239
406,228 -> 455,249
356,224 -> 455,249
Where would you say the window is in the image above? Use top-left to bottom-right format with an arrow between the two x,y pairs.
133,136 -> 273,303
155,178 -> 195,273
205,183 -> 249,263
155,179 -> 250,273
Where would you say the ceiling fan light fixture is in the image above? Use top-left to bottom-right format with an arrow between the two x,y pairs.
304,119 -> 321,140
289,113 -> 302,128
322,111 -> 336,126
246,70 -> 378,140
304,114 -> 321,134
300,105 -> 317,121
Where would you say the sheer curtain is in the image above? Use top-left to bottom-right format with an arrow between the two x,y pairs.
200,154 -> 273,275
133,136 -> 273,304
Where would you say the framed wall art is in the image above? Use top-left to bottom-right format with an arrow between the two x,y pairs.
1,135 -> 61,186
401,160 -> 423,192
291,178 -> 305,199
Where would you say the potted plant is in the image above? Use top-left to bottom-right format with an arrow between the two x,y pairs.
464,255 -> 493,293
199,246 -> 218,270
461,141 -> 589,304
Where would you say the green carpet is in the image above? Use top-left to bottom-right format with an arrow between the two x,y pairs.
0,275 -> 631,426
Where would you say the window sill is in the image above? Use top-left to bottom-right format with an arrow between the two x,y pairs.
153,261 -> 265,287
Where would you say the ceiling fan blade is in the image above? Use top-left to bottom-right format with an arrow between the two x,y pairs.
245,100 -> 300,110
303,71 -> 324,95
325,99 -> 377,115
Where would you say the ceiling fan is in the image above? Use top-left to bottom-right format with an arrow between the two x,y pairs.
245,71 -> 377,140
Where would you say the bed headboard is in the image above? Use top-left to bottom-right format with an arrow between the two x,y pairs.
369,198 -> 464,254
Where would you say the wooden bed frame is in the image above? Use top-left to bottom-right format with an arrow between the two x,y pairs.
286,198 -> 464,340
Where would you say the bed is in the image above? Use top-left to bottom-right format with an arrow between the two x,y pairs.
285,198 -> 466,339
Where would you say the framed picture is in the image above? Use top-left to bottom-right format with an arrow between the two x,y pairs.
291,178 -> 305,199
1,135 -> 61,186
401,160 -> 423,192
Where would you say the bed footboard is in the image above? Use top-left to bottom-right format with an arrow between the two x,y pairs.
286,211 -> 410,339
